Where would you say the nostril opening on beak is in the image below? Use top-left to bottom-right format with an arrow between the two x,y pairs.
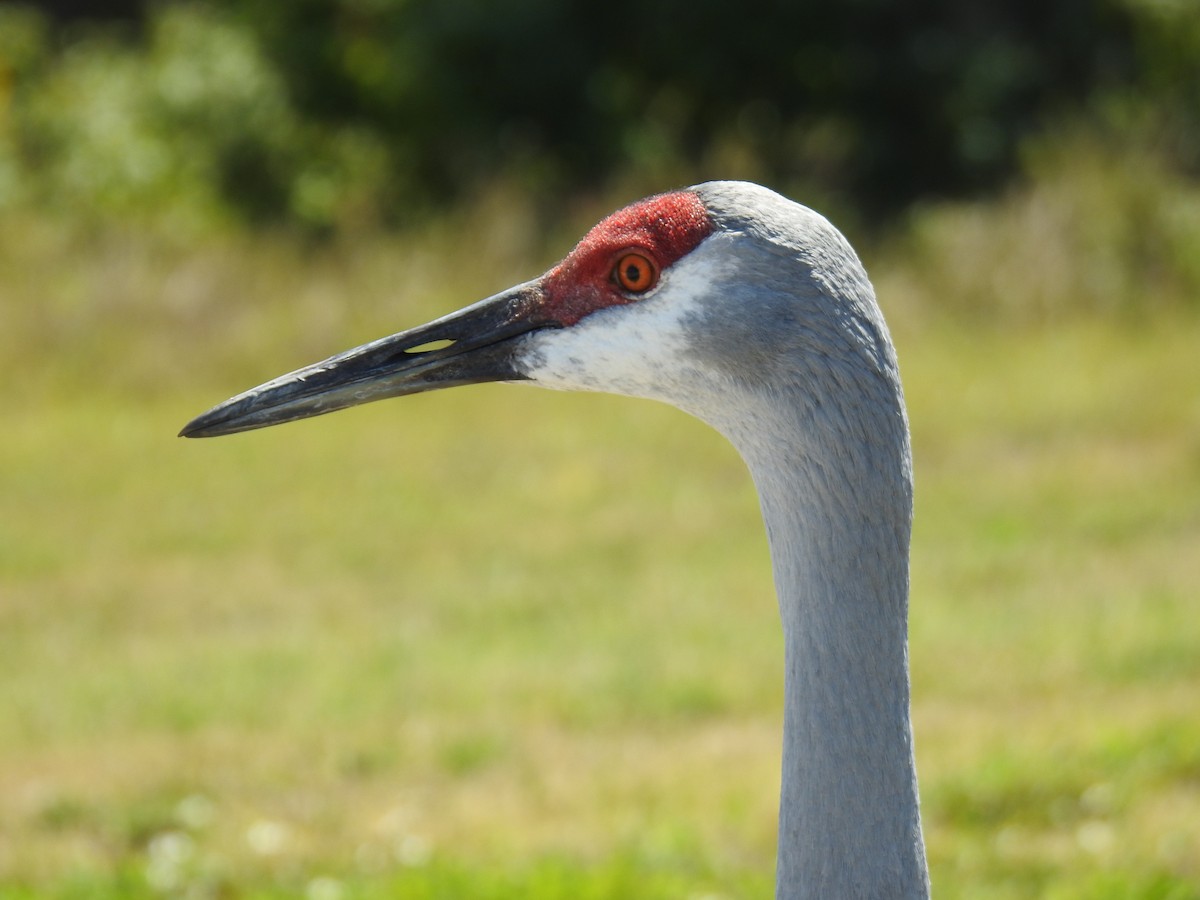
373,337 -> 458,371
404,338 -> 455,354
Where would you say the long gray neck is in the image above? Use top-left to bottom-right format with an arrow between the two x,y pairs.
723,386 -> 929,900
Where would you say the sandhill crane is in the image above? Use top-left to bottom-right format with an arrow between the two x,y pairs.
182,181 -> 930,898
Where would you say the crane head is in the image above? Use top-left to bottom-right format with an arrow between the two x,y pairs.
180,181 -> 892,440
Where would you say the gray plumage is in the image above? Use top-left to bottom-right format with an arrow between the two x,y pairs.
182,181 -> 931,899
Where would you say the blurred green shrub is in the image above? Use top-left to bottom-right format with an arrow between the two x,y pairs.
880,125 -> 1200,321
0,3 -> 391,232
0,4 -> 47,209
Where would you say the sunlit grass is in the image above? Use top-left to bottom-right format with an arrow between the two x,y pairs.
2,198 -> 1199,896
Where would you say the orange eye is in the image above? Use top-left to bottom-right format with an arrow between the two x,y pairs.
613,252 -> 658,293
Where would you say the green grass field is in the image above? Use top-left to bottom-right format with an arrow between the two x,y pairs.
2,219 -> 1198,898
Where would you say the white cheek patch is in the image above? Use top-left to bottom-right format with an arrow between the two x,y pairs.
519,301 -> 691,399
516,238 -> 736,405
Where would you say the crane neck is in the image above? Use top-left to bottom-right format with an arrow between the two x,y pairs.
724,387 -> 930,900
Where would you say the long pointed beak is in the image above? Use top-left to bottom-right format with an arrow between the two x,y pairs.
180,281 -> 556,438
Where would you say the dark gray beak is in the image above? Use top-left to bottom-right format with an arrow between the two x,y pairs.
180,281 -> 555,438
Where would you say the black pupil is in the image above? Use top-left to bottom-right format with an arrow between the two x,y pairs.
624,263 -> 642,284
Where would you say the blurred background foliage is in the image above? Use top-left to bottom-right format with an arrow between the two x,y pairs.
0,0 -> 1197,328
0,0 -> 1197,231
